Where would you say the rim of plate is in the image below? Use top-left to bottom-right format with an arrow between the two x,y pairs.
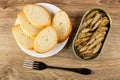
15,3 -> 69,58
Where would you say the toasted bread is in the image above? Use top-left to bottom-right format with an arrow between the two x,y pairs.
23,4 -> 51,29
52,10 -> 72,43
12,25 -> 34,49
34,26 -> 58,53
17,11 -> 41,38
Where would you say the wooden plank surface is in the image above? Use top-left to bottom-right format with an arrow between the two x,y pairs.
0,0 -> 120,80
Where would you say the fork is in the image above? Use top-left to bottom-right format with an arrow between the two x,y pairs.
23,60 -> 93,75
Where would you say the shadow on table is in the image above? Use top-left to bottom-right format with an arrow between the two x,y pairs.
65,12 -> 85,48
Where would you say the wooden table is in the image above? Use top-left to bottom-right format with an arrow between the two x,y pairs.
0,0 -> 120,80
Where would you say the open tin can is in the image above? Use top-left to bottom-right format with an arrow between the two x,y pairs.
72,8 -> 112,60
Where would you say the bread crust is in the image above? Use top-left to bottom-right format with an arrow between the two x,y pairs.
23,4 -> 52,29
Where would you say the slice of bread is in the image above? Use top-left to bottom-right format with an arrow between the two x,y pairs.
34,26 -> 58,53
17,11 -> 41,38
12,25 -> 34,49
52,10 -> 72,43
23,4 -> 51,29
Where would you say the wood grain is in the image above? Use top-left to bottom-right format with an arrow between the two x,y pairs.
0,0 -> 120,80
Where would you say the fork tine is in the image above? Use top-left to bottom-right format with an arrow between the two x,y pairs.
23,60 -> 34,69
24,60 -> 34,63
24,60 -> 40,65
23,60 -> 40,69
24,62 -> 33,65
23,60 -> 34,65
23,64 -> 39,68
24,60 -> 40,64
23,65 -> 33,69
23,63 -> 33,67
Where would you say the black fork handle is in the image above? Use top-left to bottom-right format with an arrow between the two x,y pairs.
47,66 -> 93,75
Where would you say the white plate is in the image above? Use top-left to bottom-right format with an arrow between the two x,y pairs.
15,3 -> 69,58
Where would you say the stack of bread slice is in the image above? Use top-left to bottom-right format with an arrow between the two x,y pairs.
12,4 -> 72,53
